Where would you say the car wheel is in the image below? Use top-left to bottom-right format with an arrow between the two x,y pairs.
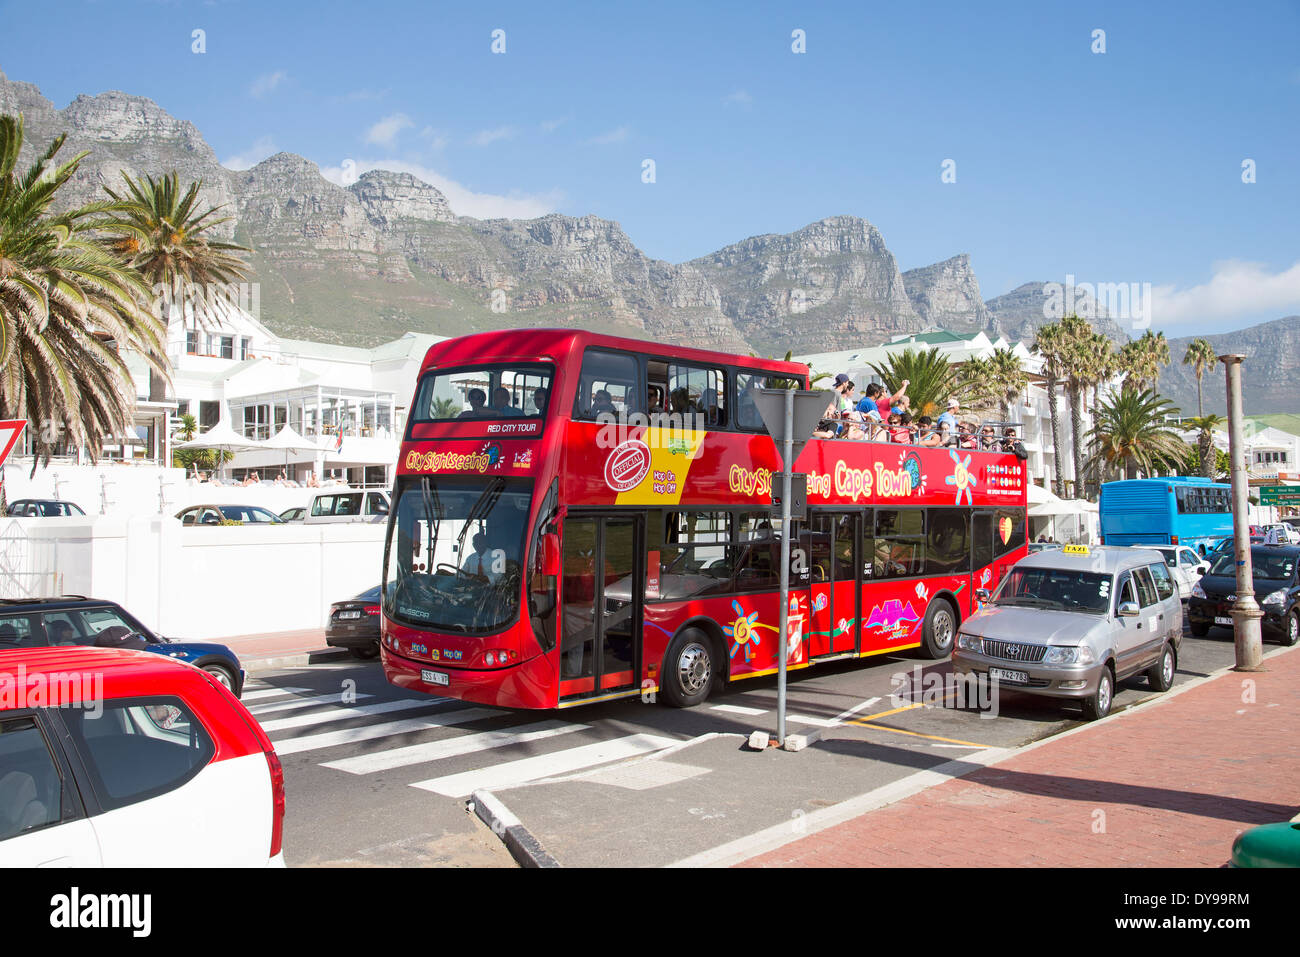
1190,621 -> 1209,638
350,644 -> 380,660
661,628 -> 715,708
920,599 -> 956,659
204,663 -> 237,692
1283,611 -> 1300,647
1146,643 -> 1176,692
1082,667 -> 1113,721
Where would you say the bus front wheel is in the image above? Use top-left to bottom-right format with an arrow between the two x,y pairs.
662,628 -> 716,708
920,599 -> 957,659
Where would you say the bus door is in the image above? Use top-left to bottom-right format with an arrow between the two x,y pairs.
807,512 -> 860,658
971,510 -> 995,612
559,514 -> 643,703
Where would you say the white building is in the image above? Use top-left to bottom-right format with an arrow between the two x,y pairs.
9,297 -> 446,489
795,329 -> 1100,495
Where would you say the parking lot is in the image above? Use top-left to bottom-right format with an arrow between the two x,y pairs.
255,618 -> 1248,867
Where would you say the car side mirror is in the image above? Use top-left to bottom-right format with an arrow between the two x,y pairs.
975,588 -> 991,602
1118,601 -> 1140,617
1197,567 -> 1207,576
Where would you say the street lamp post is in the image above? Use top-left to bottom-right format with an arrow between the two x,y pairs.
1220,354 -> 1264,671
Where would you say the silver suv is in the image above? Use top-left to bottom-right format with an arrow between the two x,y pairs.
952,546 -> 1182,720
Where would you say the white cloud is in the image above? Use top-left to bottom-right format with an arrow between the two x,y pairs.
541,116 -> 570,133
222,136 -> 277,171
419,126 -> 449,151
319,158 -> 563,220
365,113 -> 414,148
1152,260 -> 1300,330
470,126 -> 516,147
250,71 -> 287,98
585,125 -> 629,145
722,90 -> 753,107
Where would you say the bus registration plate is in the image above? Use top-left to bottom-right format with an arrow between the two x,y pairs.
421,669 -> 450,686
989,667 -> 1029,684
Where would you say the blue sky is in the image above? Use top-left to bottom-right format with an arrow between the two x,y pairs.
2,0 -> 1298,335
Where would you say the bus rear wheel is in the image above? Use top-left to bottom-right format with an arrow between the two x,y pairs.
662,628 -> 716,708
920,599 -> 957,659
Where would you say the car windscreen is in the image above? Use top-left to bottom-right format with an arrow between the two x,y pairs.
992,567 -> 1112,614
1209,549 -> 1297,581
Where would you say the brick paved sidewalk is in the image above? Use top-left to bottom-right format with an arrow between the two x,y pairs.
742,645 -> 1300,868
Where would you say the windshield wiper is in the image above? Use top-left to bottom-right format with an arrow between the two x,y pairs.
454,477 -> 506,562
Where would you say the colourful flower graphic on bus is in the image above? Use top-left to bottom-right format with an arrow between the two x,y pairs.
724,599 -> 779,662
945,448 -> 978,505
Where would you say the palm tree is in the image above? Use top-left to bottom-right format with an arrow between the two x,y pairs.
956,355 -> 1000,415
100,171 -> 251,402
987,347 -> 1029,423
1087,389 -> 1189,481
1060,315 -> 1095,498
1032,322 -> 1068,497
867,347 -> 959,418
0,114 -> 168,471
1184,414 -> 1227,479
1119,330 -> 1172,393
431,397 -> 461,418
1084,331 -> 1117,496
1181,338 -> 1217,417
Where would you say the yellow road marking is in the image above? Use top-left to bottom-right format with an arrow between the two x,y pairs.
849,702 -> 925,723
847,701 -> 990,748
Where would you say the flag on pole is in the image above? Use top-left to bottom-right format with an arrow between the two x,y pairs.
334,421 -> 344,453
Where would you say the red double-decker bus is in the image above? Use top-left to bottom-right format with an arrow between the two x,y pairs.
380,329 -> 1029,709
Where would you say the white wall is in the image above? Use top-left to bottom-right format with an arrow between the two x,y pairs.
1,516 -> 385,640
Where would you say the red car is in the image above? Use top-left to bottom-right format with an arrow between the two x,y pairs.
0,646 -> 285,866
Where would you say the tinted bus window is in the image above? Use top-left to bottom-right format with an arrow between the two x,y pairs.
994,508 -> 1026,560
874,509 -> 925,578
667,364 -> 726,428
574,350 -> 639,421
735,372 -> 769,432
927,509 -> 971,575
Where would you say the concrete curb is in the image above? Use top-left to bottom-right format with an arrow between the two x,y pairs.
670,642 -> 1299,868
243,647 -> 351,674
469,789 -> 560,868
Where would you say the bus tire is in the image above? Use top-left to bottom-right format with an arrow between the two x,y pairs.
661,628 -> 716,708
920,598 -> 957,659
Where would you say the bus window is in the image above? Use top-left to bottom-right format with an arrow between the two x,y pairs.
734,371 -> 772,432
667,364 -> 726,427
874,509 -> 925,578
656,511 -> 731,599
927,509 -> 971,575
411,363 -> 553,421
573,350 -> 640,421
994,508 -> 1026,560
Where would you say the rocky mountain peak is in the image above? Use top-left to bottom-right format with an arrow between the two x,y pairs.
902,254 -> 990,332
349,170 -> 456,224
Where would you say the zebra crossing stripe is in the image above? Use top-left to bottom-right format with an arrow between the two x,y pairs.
410,733 -> 681,798
258,697 -> 448,734
249,692 -> 374,716
320,720 -> 589,775
241,686 -> 311,702
710,704 -> 767,716
271,707 -> 502,756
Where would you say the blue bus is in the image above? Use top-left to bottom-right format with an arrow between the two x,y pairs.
1099,477 -> 1234,554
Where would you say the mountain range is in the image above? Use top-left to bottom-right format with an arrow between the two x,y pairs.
1,67 -> 1293,417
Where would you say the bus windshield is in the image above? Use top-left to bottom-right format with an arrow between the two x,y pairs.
383,476 -> 534,633
410,363 -> 553,422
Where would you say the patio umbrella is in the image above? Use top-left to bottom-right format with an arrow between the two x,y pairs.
262,424 -> 322,477
174,419 -> 265,480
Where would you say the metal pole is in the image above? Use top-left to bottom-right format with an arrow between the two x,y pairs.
1222,354 -> 1264,671
776,387 -> 794,746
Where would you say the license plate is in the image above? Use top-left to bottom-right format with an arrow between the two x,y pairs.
338,610 -> 361,620
421,669 -> 449,686
989,667 -> 1029,684
1214,616 -> 1233,626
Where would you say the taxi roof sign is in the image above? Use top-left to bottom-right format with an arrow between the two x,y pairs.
1062,544 -> 1090,555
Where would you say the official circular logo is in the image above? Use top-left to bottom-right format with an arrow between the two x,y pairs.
604,439 -> 651,492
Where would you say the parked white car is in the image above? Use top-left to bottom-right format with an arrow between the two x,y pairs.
302,490 -> 390,524
1142,545 -> 1211,601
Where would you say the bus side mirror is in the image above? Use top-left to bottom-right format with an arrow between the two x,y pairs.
542,532 -> 561,577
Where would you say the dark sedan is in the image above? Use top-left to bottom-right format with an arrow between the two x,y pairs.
326,586 -> 381,659
1189,545 -> 1300,645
